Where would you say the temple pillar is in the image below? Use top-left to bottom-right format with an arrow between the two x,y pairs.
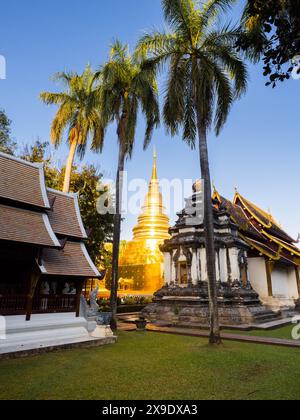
219,248 -> 227,283
164,252 -> 172,285
265,260 -> 274,297
215,249 -> 221,283
229,248 -> 240,281
197,249 -> 202,282
75,279 -> 85,317
191,248 -> 199,285
173,248 -> 180,285
200,247 -> 207,282
295,267 -> 300,298
226,248 -> 232,283
183,248 -> 193,286
25,270 -> 40,321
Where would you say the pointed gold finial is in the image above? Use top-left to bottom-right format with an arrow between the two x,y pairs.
151,146 -> 158,180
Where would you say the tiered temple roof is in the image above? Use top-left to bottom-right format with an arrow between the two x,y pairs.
213,188 -> 300,267
0,152 -> 100,278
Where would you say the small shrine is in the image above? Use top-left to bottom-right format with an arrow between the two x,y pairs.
143,183 -> 300,327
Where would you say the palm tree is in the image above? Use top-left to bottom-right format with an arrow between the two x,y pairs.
137,0 -> 248,344
40,66 -> 103,193
95,41 -> 160,329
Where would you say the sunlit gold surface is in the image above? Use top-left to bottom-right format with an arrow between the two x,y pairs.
117,149 -> 170,295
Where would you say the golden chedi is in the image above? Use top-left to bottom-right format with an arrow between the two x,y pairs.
118,149 -> 170,294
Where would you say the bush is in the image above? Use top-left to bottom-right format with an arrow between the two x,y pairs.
117,305 -> 148,314
121,296 -> 153,306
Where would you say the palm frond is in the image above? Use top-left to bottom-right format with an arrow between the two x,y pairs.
202,0 -> 237,26
41,64 -> 103,159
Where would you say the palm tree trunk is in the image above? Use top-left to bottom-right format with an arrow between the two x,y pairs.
110,144 -> 125,330
196,113 -> 221,345
63,140 -> 77,193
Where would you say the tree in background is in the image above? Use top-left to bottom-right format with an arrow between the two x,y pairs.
94,40 -> 160,329
40,66 -> 104,193
0,110 -> 17,155
21,141 -> 113,268
237,0 -> 300,86
137,0 -> 248,344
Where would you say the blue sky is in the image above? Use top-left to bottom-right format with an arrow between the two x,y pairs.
0,0 -> 299,240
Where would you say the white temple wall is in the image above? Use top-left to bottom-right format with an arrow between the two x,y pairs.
272,266 -> 298,299
272,267 -> 288,297
248,257 -> 269,298
287,268 -> 299,299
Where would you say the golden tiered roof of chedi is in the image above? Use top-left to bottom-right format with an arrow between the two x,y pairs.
117,149 -> 170,294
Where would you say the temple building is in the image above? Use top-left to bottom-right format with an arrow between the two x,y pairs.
106,150 -> 170,295
213,189 -> 300,312
144,183 -> 300,327
0,152 -> 115,356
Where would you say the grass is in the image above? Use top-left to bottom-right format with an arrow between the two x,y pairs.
224,325 -> 296,340
0,331 -> 300,400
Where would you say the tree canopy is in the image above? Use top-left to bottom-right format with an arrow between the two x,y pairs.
40,66 -> 103,192
0,110 -> 17,155
237,0 -> 300,86
21,141 -> 114,268
137,0 -> 247,143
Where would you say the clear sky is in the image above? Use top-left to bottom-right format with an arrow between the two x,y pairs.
0,0 -> 299,240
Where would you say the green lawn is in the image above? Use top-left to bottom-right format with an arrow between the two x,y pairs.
1,331 -> 300,400
224,325 -> 296,340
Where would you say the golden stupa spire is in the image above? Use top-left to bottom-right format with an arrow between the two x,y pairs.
152,146 -> 158,180
132,148 -> 170,241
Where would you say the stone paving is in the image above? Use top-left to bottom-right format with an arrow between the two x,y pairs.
117,314 -> 300,349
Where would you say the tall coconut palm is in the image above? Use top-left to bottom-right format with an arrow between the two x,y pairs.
95,41 -> 160,328
40,66 -> 103,193
137,0 -> 247,344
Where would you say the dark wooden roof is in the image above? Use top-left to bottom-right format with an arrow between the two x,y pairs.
235,194 -> 295,243
47,190 -> 87,239
0,153 -> 50,209
0,204 -> 60,248
0,153 -> 100,278
213,189 -> 300,266
220,197 -> 265,241
41,241 -> 100,278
